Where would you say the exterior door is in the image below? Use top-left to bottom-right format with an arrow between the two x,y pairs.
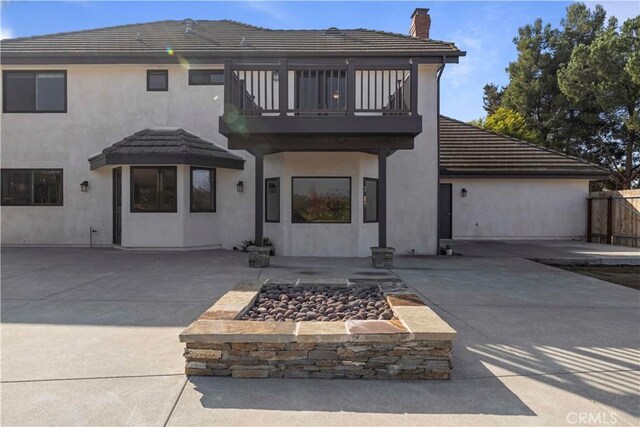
112,167 -> 122,245
439,183 -> 452,239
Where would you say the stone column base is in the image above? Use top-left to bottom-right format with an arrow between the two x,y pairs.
371,247 -> 395,268
247,246 -> 271,268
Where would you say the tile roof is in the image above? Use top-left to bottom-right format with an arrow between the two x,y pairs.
88,128 -> 244,170
1,19 -> 464,63
439,116 -> 609,178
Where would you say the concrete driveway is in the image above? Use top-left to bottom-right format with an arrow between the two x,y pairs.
1,246 -> 639,426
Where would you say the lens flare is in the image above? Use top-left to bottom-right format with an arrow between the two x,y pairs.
166,47 -> 174,55
177,55 -> 191,69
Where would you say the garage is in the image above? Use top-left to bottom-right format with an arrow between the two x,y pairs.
438,116 -> 609,240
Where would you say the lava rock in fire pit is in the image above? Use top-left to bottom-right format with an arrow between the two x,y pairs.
240,284 -> 394,322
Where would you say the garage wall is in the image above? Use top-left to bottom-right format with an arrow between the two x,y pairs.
441,178 -> 590,239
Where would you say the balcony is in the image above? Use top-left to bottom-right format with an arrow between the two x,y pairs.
219,60 -> 421,152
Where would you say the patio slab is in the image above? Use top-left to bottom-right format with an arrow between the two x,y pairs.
1,245 -> 638,425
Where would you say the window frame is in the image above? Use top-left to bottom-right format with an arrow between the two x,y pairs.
130,166 -> 177,213
146,70 -> 169,92
0,168 -> 64,206
265,177 -> 280,223
190,167 -> 216,213
188,69 -> 224,86
363,177 -> 379,223
2,70 -> 67,113
291,176 -> 352,224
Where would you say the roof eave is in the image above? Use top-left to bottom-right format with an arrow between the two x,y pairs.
0,50 -> 464,65
440,170 -> 610,180
89,152 -> 245,170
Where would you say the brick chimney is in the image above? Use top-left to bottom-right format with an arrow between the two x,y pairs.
409,8 -> 431,39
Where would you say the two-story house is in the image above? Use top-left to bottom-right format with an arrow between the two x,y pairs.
1,9 -> 465,260
0,9 -> 608,260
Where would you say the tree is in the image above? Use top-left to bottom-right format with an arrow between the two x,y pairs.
499,3 -> 611,154
479,107 -> 538,142
482,83 -> 503,115
480,3 -> 640,188
558,17 -> 640,189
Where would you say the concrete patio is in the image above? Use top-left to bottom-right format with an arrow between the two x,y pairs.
1,244 -> 639,426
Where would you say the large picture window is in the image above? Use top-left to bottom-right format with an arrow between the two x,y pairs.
1,169 -> 63,206
131,167 -> 176,212
265,178 -> 280,222
3,71 -> 66,113
363,178 -> 378,223
292,177 -> 351,223
190,167 -> 216,212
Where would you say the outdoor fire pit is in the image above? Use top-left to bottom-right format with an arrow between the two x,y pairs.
179,278 -> 456,380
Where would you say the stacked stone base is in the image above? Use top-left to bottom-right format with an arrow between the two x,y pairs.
184,340 -> 452,380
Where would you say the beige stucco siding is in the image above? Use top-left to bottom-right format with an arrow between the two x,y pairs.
1,63 -> 440,255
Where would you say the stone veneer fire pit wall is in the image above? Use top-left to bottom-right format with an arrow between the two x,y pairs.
179,279 -> 456,380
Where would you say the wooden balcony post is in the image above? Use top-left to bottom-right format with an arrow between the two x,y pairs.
378,149 -> 387,248
410,61 -> 418,115
279,59 -> 288,116
223,60 -> 232,113
347,60 -> 355,115
254,151 -> 264,246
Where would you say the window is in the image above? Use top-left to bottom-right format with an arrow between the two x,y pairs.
190,167 -> 216,212
189,70 -> 224,86
363,178 -> 378,223
147,70 -> 168,91
3,71 -> 66,113
1,169 -> 63,206
292,177 -> 351,223
265,178 -> 280,222
131,167 -> 176,212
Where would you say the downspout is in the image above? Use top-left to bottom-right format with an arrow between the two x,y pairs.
436,56 -> 446,254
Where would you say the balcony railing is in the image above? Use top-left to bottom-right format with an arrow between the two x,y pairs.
221,60 -> 421,137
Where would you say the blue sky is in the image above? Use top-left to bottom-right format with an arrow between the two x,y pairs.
1,1 -> 637,121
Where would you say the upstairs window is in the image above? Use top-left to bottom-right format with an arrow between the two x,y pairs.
131,167 -> 176,212
3,71 -> 66,113
295,70 -> 346,112
1,169 -> 63,206
147,70 -> 168,91
189,70 -> 224,85
190,167 -> 216,212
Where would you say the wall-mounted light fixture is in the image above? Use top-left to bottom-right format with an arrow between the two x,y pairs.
237,181 -> 244,192
461,188 -> 467,198
80,181 -> 89,192
272,71 -> 279,82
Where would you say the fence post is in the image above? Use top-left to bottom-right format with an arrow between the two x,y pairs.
587,198 -> 592,243
606,196 -> 613,245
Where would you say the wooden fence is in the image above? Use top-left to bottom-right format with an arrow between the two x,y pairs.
587,189 -> 640,248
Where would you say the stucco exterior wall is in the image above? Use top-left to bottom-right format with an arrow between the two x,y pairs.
1,64 -> 253,249
1,63 -> 440,256
387,64 -> 440,255
440,178 -> 590,239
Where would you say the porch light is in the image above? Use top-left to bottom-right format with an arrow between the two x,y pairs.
332,90 -> 340,100
237,181 -> 244,192
80,181 -> 89,192
461,188 -> 467,198
273,71 -> 279,82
